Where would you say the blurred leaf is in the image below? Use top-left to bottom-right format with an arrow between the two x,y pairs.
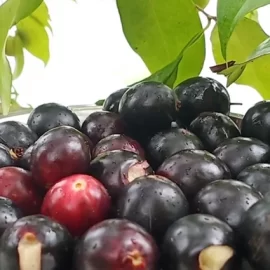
211,37 -> 270,89
14,0 -> 43,24
95,99 -> 105,106
17,15 -> 50,65
211,18 -> 270,99
245,10 -> 259,22
0,99 -> 31,114
0,0 -> 20,115
0,0 -> 42,115
133,22 -> 209,88
6,35 -> 25,79
30,1 -> 52,32
217,0 -> 270,60
116,0 -> 205,85
193,0 -> 209,9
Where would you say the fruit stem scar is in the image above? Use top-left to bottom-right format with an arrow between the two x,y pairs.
123,249 -> 145,268
199,245 -> 234,270
10,149 -> 19,160
18,232 -> 42,270
73,180 -> 86,191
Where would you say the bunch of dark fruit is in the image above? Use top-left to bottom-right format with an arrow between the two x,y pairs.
1,77 -> 270,270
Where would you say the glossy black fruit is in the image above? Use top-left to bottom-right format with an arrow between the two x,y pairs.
81,111 -> 126,145
241,100 -> 270,145
89,150 -> 153,201
238,197 -> 270,270
27,102 -> 81,137
213,137 -> 270,177
116,175 -> 189,242
161,214 -> 240,270
237,163 -> 270,196
193,180 -> 262,230
0,121 -> 37,157
103,87 -> 128,113
147,128 -> 204,169
0,143 -> 17,168
156,150 -> 231,200
189,112 -> 240,151
73,219 -> 159,270
174,76 -> 230,126
0,214 -> 73,270
18,144 -> 33,170
118,81 -> 179,134
0,196 -> 23,237
241,259 -> 254,270
31,126 -> 92,190
92,134 -> 145,159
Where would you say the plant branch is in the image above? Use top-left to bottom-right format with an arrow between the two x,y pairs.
196,5 -> 217,21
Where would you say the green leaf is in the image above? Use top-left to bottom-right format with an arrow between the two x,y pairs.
193,0 -> 210,9
95,99 -> 105,106
0,99 -> 31,115
0,0 -> 42,115
116,0 -> 205,85
217,0 -> 270,60
211,18 -> 270,99
30,1 -> 52,32
17,15 -> 50,65
14,0 -> 43,24
0,0 -> 20,115
245,10 -> 259,22
5,35 -> 25,79
132,21 -> 209,88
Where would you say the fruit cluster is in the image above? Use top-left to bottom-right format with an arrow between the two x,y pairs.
0,77 -> 269,270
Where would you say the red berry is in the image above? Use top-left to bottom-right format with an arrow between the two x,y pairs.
41,174 -> 111,237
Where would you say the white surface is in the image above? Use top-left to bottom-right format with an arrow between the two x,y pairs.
11,0 -> 270,114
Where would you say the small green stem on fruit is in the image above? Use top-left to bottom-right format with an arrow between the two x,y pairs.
196,5 -> 217,21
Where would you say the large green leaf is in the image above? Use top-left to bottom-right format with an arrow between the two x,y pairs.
217,0 -> 270,60
30,1 -> 52,32
0,0 -> 20,115
211,37 -> 270,90
0,0 -> 42,115
116,0 -> 205,85
132,21 -> 209,88
211,18 -> 270,99
15,0 -> 43,24
5,35 -> 25,79
193,0 -> 210,9
17,15 -> 50,65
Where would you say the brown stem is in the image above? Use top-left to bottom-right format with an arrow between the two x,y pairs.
196,5 -> 217,21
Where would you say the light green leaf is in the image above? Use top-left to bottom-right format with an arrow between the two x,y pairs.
0,99 -> 31,115
217,0 -> 270,60
193,0 -> 210,9
211,18 -> 270,99
5,35 -> 25,79
132,21 -> 209,88
17,15 -> 50,65
30,1 -> 52,32
116,0 -> 205,85
0,0 -> 20,115
245,10 -> 259,22
14,0 -> 43,24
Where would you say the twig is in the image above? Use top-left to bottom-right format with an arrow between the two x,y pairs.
196,5 -> 217,21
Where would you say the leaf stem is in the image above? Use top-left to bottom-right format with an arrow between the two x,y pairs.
196,5 -> 217,21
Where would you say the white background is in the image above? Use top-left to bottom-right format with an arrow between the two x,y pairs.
12,0 -> 270,115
